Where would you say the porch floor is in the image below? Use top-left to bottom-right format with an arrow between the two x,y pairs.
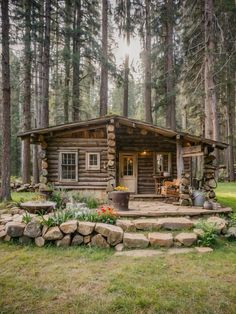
117,200 -> 232,218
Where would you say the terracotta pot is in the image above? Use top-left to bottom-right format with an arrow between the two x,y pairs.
108,191 -> 130,211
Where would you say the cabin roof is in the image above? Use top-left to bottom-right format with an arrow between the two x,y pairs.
18,115 -> 228,149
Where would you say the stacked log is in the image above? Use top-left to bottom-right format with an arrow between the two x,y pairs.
39,135 -> 48,185
106,121 -> 116,191
203,152 -> 217,200
179,172 -> 192,206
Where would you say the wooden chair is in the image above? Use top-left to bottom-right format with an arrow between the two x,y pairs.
161,178 -> 180,197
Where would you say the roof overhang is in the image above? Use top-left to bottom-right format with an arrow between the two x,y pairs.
18,115 -> 228,150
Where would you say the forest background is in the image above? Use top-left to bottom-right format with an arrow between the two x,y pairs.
0,0 -> 235,200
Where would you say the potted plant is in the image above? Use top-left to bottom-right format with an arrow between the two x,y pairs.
108,186 -> 130,211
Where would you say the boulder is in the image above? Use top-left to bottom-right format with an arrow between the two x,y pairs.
71,234 -> 84,246
35,237 -> 45,247
0,214 -> 13,225
4,235 -> 11,242
95,223 -> 123,246
158,217 -> 194,230
207,217 -> 227,233
123,233 -> 149,249
12,214 -> 23,222
60,220 -> 77,234
116,219 -> 136,232
133,219 -> 161,231
56,235 -> 71,247
148,232 -> 173,248
226,227 -> 236,238
19,236 -> 32,245
115,243 -> 124,252
195,247 -> 213,253
91,234 -> 110,248
0,230 -> 7,240
78,221 -> 95,235
175,232 -> 197,246
0,225 -> 5,232
42,225 -> 48,236
5,222 -> 26,237
193,228 -> 204,237
43,226 -> 63,241
83,235 -> 91,244
24,221 -> 41,238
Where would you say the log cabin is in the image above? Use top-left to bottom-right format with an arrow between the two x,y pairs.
19,115 -> 227,203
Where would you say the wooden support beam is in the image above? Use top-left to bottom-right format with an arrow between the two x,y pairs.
176,138 -> 184,179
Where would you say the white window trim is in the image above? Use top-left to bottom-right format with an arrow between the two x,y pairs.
59,150 -> 78,182
86,152 -> 100,171
155,152 -> 172,175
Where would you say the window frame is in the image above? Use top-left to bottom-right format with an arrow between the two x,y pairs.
86,152 -> 101,171
59,150 -> 78,182
155,152 -> 172,175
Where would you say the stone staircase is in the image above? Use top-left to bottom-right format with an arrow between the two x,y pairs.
114,214 -> 228,251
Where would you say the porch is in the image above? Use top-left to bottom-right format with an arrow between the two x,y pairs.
116,200 -> 232,218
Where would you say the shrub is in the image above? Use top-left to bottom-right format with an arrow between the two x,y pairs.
196,220 -> 218,247
71,192 -> 99,209
22,212 -> 32,224
50,190 -> 69,209
228,212 -> 236,227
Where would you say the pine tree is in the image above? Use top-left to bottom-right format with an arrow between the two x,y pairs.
1,0 -> 11,201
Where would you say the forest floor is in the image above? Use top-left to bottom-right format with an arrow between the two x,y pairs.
0,183 -> 236,313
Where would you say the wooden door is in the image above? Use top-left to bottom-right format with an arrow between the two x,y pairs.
119,153 -> 137,193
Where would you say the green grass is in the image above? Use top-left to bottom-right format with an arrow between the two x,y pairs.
0,183 -> 236,313
216,182 -> 236,211
0,242 -> 236,314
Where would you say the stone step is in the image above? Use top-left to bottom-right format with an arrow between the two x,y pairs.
115,247 -> 213,257
121,230 -> 199,250
116,217 -> 194,232
117,207 -> 232,218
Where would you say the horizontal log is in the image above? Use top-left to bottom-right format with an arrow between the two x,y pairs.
42,160 -> 48,169
39,150 -> 46,159
107,133 -> 115,140
108,140 -> 116,147
41,169 -> 48,176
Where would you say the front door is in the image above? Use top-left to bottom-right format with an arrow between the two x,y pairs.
119,153 -> 137,193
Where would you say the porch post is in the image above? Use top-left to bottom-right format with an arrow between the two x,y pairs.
106,119 -> 116,192
176,135 -> 184,179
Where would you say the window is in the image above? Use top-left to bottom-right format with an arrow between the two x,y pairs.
156,153 -> 171,175
59,151 -> 78,181
123,156 -> 134,176
86,152 -> 100,170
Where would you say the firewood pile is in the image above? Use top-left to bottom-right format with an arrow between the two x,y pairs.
203,154 -> 217,200
179,172 -> 192,206
11,183 -> 40,192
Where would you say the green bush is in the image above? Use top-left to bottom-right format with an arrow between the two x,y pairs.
22,212 -> 32,224
196,220 -> 218,247
70,192 -> 99,209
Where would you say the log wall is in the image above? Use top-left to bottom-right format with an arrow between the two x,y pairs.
45,128 -> 109,189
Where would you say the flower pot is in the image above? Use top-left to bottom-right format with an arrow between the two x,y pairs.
108,191 -> 130,211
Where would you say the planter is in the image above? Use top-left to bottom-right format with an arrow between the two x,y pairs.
108,191 -> 130,211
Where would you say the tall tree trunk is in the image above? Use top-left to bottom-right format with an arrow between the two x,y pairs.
123,0 -> 130,117
72,0 -> 81,121
165,0 -> 176,130
63,0 -> 71,123
100,0 -> 108,117
226,67 -> 235,181
38,2 -> 44,128
22,0 -> 32,184
1,0 -> 11,201
33,40 -> 39,184
41,0 -> 51,128
204,0 -> 219,141
144,0 -> 152,123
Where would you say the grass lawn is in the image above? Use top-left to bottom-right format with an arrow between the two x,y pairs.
0,183 -> 236,313
0,242 -> 236,314
216,182 -> 236,211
